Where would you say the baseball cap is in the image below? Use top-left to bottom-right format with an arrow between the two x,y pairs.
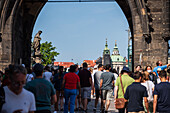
122,66 -> 130,73
157,68 -> 162,71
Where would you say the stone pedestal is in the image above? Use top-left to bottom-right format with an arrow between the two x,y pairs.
33,52 -> 42,64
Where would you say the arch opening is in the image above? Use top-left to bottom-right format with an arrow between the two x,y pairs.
32,1 -> 132,72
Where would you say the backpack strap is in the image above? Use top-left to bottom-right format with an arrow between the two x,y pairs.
120,75 -> 125,95
0,86 -> 5,111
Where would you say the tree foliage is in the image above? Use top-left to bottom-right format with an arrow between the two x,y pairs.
40,41 -> 59,65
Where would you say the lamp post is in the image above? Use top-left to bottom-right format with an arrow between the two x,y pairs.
126,28 -> 132,71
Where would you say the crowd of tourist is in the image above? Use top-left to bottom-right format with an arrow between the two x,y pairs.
0,60 -> 170,113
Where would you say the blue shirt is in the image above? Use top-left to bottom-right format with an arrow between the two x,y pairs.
124,82 -> 148,112
153,82 -> 170,112
153,65 -> 167,76
75,70 -> 79,75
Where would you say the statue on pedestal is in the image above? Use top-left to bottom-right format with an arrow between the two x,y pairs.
32,30 -> 42,55
32,30 -> 42,64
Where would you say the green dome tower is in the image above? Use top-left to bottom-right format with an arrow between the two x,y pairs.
102,38 -> 111,66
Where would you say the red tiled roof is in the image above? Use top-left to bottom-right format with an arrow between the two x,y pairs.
54,62 -> 74,68
83,60 -> 96,68
84,60 -> 96,64
88,63 -> 96,68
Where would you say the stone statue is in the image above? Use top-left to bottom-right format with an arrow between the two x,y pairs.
32,30 -> 42,55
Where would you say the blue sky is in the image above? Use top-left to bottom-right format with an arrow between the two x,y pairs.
32,2 -> 129,65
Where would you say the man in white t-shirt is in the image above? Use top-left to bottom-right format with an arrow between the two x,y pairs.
42,66 -> 52,82
1,65 -> 36,113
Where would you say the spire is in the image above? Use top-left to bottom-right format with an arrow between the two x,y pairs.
104,38 -> 109,50
112,40 -> 119,55
105,38 -> 108,48
115,40 -> 117,47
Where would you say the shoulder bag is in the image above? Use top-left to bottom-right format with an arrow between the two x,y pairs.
115,75 -> 125,109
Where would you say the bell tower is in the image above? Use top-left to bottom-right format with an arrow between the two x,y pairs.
102,38 -> 111,66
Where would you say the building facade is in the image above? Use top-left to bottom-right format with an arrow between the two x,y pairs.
111,41 -> 127,73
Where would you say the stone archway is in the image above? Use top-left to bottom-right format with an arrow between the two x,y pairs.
0,0 -> 169,71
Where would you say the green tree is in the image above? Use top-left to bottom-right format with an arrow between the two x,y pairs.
40,41 -> 59,65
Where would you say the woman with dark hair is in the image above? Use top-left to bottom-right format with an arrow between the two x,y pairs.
110,68 -> 118,81
53,66 -> 65,111
145,65 -> 157,84
135,65 -> 142,72
62,65 -> 81,113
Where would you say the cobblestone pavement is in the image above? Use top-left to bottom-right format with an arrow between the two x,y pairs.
55,96 -> 118,113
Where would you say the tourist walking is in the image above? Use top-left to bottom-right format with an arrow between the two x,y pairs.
62,65 -> 81,113
124,71 -> 149,113
145,66 -> 157,84
89,67 -> 95,98
93,64 -> 103,111
53,66 -> 65,111
153,70 -> 170,113
42,65 -> 53,82
141,71 -> 154,113
26,67 -> 34,83
156,68 -> 162,84
92,65 -> 98,98
78,62 -> 92,112
1,65 -> 36,113
74,64 -> 82,111
25,63 -> 57,113
110,69 -> 118,86
100,64 -> 115,113
114,66 -> 134,113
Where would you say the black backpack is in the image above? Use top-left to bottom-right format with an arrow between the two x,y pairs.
0,87 -> 5,112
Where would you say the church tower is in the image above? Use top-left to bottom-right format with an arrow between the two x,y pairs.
111,41 -> 126,73
112,41 -> 120,55
102,39 -> 111,66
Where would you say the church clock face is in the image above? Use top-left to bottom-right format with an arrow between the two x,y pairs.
105,51 -> 109,54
